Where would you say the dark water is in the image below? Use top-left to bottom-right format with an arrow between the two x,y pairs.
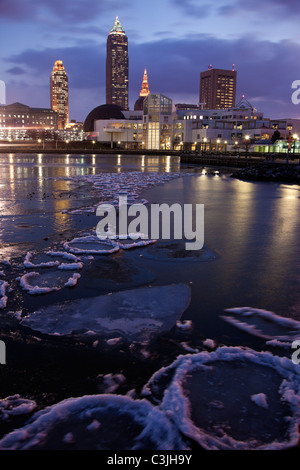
0,152 -> 299,429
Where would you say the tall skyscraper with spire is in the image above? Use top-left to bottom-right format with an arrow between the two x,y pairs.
134,69 -> 150,111
50,60 -> 69,129
106,17 -> 129,110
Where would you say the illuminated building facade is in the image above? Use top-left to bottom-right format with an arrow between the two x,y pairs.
0,102 -> 58,140
143,94 -> 173,150
50,60 -> 69,129
200,67 -> 237,110
134,69 -> 150,111
106,17 -> 129,110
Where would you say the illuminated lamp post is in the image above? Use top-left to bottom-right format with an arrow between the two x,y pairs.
245,135 -> 250,158
293,134 -> 298,158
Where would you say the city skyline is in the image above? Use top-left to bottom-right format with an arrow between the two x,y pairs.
1,0 -> 300,121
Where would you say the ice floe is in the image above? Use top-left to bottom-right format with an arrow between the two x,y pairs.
142,347 -> 300,450
221,307 -> 300,345
63,235 -> 119,255
24,252 -> 60,269
116,234 -> 157,250
46,251 -> 79,262
0,394 -> 186,450
0,280 -> 8,309
61,171 -> 185,215
20,284 -> 191,341
18,270 -> 81,295
0,395 -> 37,421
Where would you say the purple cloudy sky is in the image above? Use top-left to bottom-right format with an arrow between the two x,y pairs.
1,0 -> 300,122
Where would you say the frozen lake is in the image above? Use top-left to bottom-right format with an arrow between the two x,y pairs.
0,152 -> 300,450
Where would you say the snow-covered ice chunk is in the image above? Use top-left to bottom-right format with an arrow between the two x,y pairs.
18,272 -> 61,295
20,284 -> 191,341
64,273 -> 81,287
106,337 -> 122,346
221,307 -> 300,345
58,262 -> 83,270
0,394 -> 186,450
18,270 -> 79,295
24,252 -> 60,269
142,347 -> 300,450
46,251 -> 79,262
63,236 -> 119,255
0,280 -> 8,309
97,373 -> 126,393
176,320 -> 192,330
251,393 -> 268,409
116,234 -> 157,250
0,395 -> 37,421
203,338 -> 216,349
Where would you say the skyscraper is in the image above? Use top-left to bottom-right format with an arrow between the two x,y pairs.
50,60 -> 69,129
199,66 -> 237,110
134,68 -> 150,111
106,17 -> 129,110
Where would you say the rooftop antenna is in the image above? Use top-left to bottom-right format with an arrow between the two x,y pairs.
208,64 -> 212,70
232,63 -> 235,71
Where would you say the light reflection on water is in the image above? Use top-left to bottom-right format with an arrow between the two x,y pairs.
0,153 -> 181,260
0,152 -> 299,342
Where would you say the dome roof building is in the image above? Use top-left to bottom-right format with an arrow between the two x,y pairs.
83,104 -> 125,132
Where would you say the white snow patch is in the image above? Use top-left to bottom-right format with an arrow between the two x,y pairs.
251,393 -> 268,409
64,273 -> 81,287
46,251 -> 79,262
97,373 -> 126,393
176,320 -> 192,330
58,262 -> 83,270
203,338 -> 216,349
106,337 -> 122,346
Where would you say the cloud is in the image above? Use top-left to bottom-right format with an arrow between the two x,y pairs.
169,0 -> 213,17
0,0 -> 133,24
218,0 -> 300,17
6,66 -> 26,75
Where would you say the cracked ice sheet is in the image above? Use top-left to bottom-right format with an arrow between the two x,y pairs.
221,307 -> 300,345
142,347 -> 300,450
0,394 -> 186,450
20,284 -> 191,341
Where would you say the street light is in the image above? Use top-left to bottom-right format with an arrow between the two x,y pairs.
245,135 -> 250,158
293,134 -> 298,157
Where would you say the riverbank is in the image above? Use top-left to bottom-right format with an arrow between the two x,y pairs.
231,163 -> 300,183
0,146 -> 180,156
